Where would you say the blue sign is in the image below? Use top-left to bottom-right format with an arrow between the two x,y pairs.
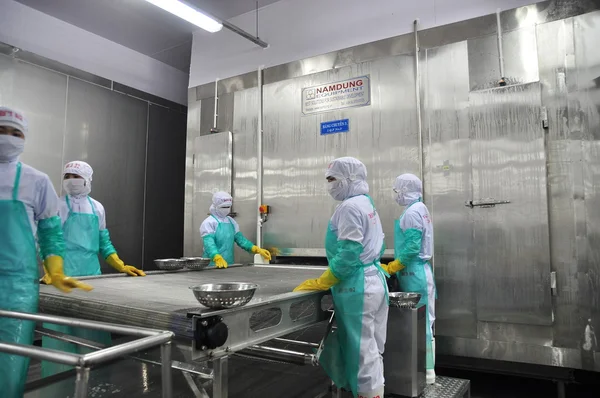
320,119 -> 349,135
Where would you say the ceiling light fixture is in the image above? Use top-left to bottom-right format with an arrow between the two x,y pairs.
144,0 -> 223,33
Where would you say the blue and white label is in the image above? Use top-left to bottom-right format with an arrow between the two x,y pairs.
320,119 -> 349,135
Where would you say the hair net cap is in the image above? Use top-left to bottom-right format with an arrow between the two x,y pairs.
0,106 -> 28,135
394,173 -> 422,205
325,157 -> 369,201
212,191 -> 233,208
64,161 -> 93,182
325,157 -> 367,181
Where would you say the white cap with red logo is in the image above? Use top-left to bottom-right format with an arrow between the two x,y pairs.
0,106 -> 28,136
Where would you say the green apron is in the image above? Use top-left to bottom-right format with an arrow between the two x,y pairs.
42,195 -> 111,377
319,195 -> 388,397
203,215 -> 236,265
0,163 -> 40,398
394,200 -> 437,370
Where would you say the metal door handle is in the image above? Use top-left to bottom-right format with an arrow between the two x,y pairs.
465,199 -> 511,208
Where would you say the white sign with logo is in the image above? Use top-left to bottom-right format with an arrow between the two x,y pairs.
301,76 -> 371,115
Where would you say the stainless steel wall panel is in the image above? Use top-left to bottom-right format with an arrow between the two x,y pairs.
231,88 -> 259,263
469,82 -> 553,326
184,99 -> 201,256
422,41 -> 477,339
64,79 -> 148,271
191,1 -> 599,99
200,97 -> 215,137
262,56 -> 418,254
574,11 -> 600,363
144,104 -> 187,269
199,93 -> 234,136
0,55 -> 67,190
536,18 -> 580,349
467,27 -> 539,91
191,132 -> 232,255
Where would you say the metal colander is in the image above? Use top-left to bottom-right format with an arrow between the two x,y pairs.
389,292 -> 421,308
181,257 -> 211,270
153,258 -> 186,271
189,282 -> 258,310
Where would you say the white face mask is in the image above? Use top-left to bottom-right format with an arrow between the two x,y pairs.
215,206 -> 231,218
0,135 -> 25,162
63,178 -> 90,196
327,179 -> 348,201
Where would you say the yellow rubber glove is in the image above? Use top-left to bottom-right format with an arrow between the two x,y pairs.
382,259 -> 405,275
40,268 -> 52,284
213,254 -> 228,269
106,253 -> 146,276
45,256 -> 93,293
294,268 -> 339,292
251,246 -> 272,261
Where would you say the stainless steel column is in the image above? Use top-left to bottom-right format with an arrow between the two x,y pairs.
213,357 -> 229,398
161,341 -> 173,398
73,366 -> 90,398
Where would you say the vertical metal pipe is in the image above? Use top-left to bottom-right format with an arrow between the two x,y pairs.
213,357 -> 229,398
256,66 -> 264,248
73,366 -> 90,398
213,79 -> 219,131
161,342 -> 173,398
496,9 -> 505,78
556,381 -> 566,398
414,20 -> 424,190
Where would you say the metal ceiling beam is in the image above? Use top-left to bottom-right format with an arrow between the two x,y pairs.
222,20 -> 269,48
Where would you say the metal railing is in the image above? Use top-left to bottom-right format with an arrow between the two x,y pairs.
0,310 -> 174,398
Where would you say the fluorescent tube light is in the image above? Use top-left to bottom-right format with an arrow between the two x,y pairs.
144,0 -> 223,33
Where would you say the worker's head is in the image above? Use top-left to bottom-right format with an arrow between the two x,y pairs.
62,161 -> 93,196
0,106 -> 27,162
325,157 -> 369,201
394,174 -> 422,206
210,191 -> 233,218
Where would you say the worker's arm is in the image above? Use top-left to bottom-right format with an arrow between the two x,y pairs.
97,206 -> 144,276
200,218 -> 228,268
232,219 -> 271,261
294,206 -> 363,292
36,178 -> 92,292
398,212 -> 424,266
234,232 -> 272,261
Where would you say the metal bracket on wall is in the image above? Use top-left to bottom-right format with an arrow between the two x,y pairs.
550,271 -> 557,296
465,199 -> 511,208
541,106 -> 549,129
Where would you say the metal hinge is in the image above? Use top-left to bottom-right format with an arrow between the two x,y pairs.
465,199 -> 511,208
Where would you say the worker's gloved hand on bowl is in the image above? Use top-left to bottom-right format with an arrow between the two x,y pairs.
382,259 -> 405,275
251,246 -> 272,261
294,268 -> 339,292
106,253 -> 146,276
213,254 -> 228,269
44,256 -> 93,293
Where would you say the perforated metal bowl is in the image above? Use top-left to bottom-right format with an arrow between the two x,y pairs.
154,258 -> 186,271
189,282 -> 258,309
389,292 -> 421,308
182,257 -> 211,270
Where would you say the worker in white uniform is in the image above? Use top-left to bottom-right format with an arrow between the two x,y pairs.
41,160 -> 145,377
200,191 -> 272,268
389,173 -> 437,384
0,106 -> 92,398
294,157 -> 390,398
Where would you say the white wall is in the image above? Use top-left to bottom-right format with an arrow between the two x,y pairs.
190,0 -> 542,88
0,0 -> 188,105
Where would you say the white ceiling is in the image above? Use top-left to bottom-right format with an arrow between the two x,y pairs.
14,0 -> 282,73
